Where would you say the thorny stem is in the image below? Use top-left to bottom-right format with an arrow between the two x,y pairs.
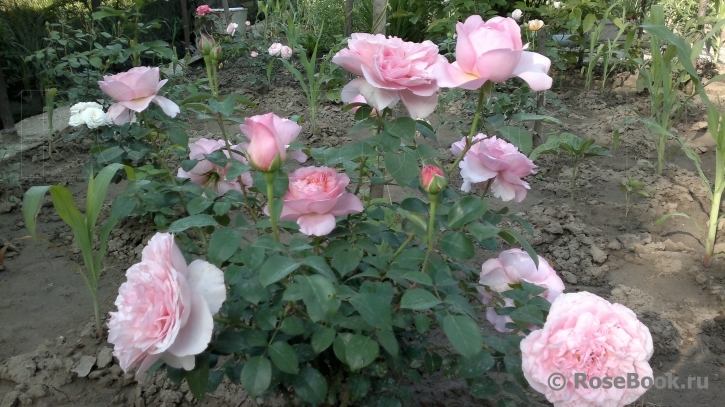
421,197 -> 438,275
218,113 -> 259,222
264,171 -> 281,242
480,179 -> 493,199
391,233 -> 415,261
447,85 -> 490,175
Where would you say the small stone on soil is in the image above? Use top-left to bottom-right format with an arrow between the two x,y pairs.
71,355 -> 96,377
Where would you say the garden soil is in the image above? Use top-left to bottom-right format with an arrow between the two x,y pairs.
2,62 -> 725,407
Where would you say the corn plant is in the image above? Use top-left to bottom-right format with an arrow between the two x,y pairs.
656,108 -> 725,267
639,5 -> 725,174
22,163 -> 131,338
582,4 -> 637,91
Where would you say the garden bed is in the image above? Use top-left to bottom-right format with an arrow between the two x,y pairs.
2,58 -> 725,407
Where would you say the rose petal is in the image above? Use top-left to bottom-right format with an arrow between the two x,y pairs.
186,260 -> 226,314
297,213 -> 337,236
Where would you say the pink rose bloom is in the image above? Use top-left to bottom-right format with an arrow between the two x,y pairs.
433,16 -> 552,92
250,51 -> 259,58
268,43 -> 283,56
273,167 -> 364,236
520,292 -> 654,407
451,134 -> 536,202
196,4 -> 212,16
478,249 -> 564,333
347,94 -> 373,114
98,67 -> 180,125
177,138 -> 252,195
332,33 -> 446,119
280,45 -> 293,59
108,233 -> 226,379
239,113 -> 307,172
246,20 -> 251,26
226,22 -> 238,36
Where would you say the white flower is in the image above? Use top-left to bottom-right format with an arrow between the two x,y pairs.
526,19 -> 545,31
268,43 -> 282,56
226,22 -> 238,36
69,114 -> 83,127
553,1 -> 562,9
70,101 -> 103,116
280,46 -> 293,59
82,107 -> 110,129
512,9 -> 523,21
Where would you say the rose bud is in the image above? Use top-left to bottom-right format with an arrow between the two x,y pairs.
421,165 -> 446,194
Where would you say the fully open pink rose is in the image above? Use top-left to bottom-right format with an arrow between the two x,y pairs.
108,233 -> 226,379
478,249 -> 564,333
332,33 -> 446,119
177,138 -> 252,195
268,43 -> 282,56
451,134 -> 536,202
273,167 -> 364,236
520,292 -> 654,407
280,45 -> 293,59
226,22 -> 238,36
433,16 -> 552,91
196,4 -> 212,16
98,67 -> 180,125
239,113 -> 307,172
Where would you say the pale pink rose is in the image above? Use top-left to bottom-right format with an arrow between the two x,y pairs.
98,67 -> 180,125
196,4 -> 212,16
332,33 -> 446,119
512,9 -> 523,21
239,113 -> 307,172
280,45 -> 293,59
177,138 -> 252,195
271,167 -> 364,236
433,16 -> 552,91
245,20 -> 251,26
226,22 -> 238,36
451,134 -> 536,202
108,233 -> 226,379
268,43 -> 283,56
347,94 -> 375,114
477,249 -> 564,333
250,51 -> 259,58
520,292 -> 654,407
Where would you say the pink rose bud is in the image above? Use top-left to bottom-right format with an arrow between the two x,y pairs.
421,165 -> 446,194
196,4 -> 213,16
211,45 -> 222,62
108,233 -> 226,379
98,67 -> 180,125
197,33 -> 214,56
245,20 -> 251,26
239,113 -> 304,172
433,16 -> 552,92
250,51 -> 258,58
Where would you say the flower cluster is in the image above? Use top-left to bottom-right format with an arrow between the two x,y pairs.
68,102 -> 111,129
268,42 -> 292,59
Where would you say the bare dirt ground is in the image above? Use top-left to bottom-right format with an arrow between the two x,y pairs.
2,61 -> 725,406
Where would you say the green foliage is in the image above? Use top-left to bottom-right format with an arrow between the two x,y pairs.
0,145 -> 20,199
619,176 -> 648,219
